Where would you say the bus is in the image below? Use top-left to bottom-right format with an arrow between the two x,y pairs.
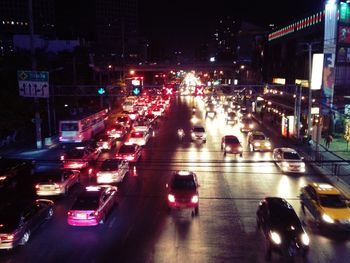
59,109 -> 108,143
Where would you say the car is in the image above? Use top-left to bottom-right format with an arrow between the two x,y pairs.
0,158 -> 35,190
61,146 -> 99,170
272,148 -> 305,173
300,182 -> 350,229
238,107 -> 252,119
247,131 -> 272,152
240,117 -> 254,132
126,130 -> 150,146
106,123 -> 127,139
94,133 -> 116,151
116,115 -> 132,129
132,119 -> 150,133
221,135 -> 243,157
205,103 -> 217,118
191,125 -> 207,143
96,159 -> 129,184
116,144 -> 142,162
67,185 -> 117,226
0,199 -> 54,249
256,197 -> 309,259
166,170 -> 200,215
35,169 -> 80,196
225,111 -> 238,125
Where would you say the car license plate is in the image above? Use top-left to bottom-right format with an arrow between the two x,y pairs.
76,213 -> 86,219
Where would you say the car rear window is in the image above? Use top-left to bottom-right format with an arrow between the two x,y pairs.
72,194 -> 99,210
283,152 -> 301,160
119,145 -> 135,154
172,178 -> 196,190
193,127 -> 205,133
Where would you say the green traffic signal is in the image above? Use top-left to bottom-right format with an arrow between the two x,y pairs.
132,87 -> 141,96
98,87 -> 106,95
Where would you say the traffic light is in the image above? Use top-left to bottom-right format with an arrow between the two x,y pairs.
97,87 -> 106,95
131,77 -> 143,96
195,86 -> 204,96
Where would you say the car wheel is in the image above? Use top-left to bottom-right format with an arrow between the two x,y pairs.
240,153 -> 243,157
100,214 -> 106,224
46,207 -> 54,219
301,203 -> 306,214
194,206 -> 199,215
224,151 -> 227,156
20,231 -> 30,245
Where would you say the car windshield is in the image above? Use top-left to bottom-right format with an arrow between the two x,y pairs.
283,152 -> 301,160
253,134 -> 266,140
319,194 -> 347,208
101,160 -> 120,170
225,137 -> 239,144
172,178 -> 196,190
119,145 -> 135,154
193,127 -> 205,133
72,193 -> 99,210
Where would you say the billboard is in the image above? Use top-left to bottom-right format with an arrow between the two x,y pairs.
311,54 -> 323,90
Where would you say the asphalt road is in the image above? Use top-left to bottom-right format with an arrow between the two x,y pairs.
1,96 -> 350,263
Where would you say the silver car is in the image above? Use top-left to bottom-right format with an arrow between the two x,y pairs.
96,159 -> 129,184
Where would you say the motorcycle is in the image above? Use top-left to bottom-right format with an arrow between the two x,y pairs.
177,129 -> 185,141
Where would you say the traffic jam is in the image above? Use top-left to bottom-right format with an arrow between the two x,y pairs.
1,86 -> 350,261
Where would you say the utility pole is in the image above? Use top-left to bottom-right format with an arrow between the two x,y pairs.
307,43 -> 313,138
28,0 -> 42,149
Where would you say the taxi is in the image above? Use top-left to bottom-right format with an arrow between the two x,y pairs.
67,185 -> 117,226
247,131 -> 272,152
166,171 -> 200,215
300,182 -> 350,229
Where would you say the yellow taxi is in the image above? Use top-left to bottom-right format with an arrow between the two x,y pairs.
300,182 -> 350,229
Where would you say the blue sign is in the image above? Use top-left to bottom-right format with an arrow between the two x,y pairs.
98,87 -> 106,95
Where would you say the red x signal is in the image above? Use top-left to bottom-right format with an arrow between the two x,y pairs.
166,88 -> 173,95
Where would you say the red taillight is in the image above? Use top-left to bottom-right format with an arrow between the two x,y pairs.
94,211 -> 99,217
35,184 -> 40,189
67,211 -> 72,216
107,130 -> 110,134
0,235 -> 14,241
60,155 -> 64,161
88,168 -> 93,174
54,183 -> 60,189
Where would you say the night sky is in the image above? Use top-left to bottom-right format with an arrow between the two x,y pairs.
138,0 -> 323,56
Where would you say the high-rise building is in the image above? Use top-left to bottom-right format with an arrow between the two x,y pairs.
0,0 -> 55,54
55,0 -> 139,64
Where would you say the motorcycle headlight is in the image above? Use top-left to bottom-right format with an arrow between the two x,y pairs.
301,233 -> 310,246
270,231 -> 281,245
322,214 -> 334,224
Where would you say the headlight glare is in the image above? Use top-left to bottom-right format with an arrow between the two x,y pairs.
270,231 -> 281,245
322,214 -> 334,223
301,233 -> 310,246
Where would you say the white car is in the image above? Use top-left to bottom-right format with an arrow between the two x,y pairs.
273,148 -> 305,173
191,126 -> 207,143
96,159 -> 129,184
126,130 -> 150,146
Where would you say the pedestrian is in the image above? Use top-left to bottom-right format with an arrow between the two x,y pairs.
325,134 -> 333,149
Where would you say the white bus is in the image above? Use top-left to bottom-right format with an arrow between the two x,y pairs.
59,109 -> 108,143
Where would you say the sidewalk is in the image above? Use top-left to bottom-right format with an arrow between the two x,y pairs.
254,112 -> 350,198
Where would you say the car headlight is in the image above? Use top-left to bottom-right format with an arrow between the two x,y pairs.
191,132 -> 195,137
238,147 -> 243,151
265,142 -> 271,147
270,231 -> 281,245
254,142 -> 260,146
168,194 -> 175,203
300,162 -> 305,168
322,214 -> 334,223
225,146 -> 231,151
203,134 -> 207,138
301,233 -> 310,246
